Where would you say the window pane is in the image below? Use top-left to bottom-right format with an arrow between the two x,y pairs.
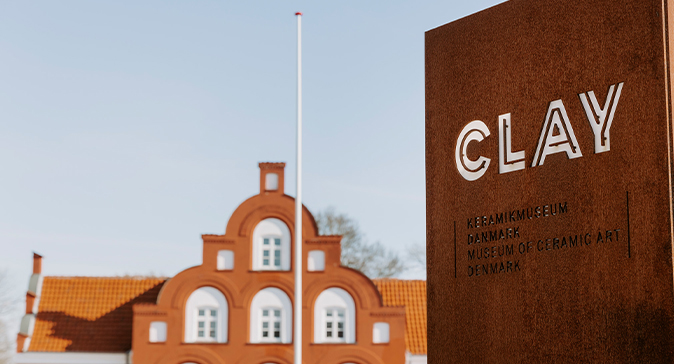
326,311 -> 332,317
198,330 -> 204,337
210,322 -> 216,328
327,322 -> 332,328
274,250 -> 281,257
198,322 -> 204,328
327,331 -> 332,337
274,259 -> 281,266
338,322 -> 343,329
338,331 -> 344,338
198,310 -> 205,316
263,259 -> 269,265
338,311 -> 344,318
263,250 -> 270,257
210,310 -> 217,317
264,238 -> 270,245
263,310 -> 269,317
263,322 -> 268,328
263,331 -> 268,337
274,330 -> 280,338
274,238 -> 281,246
210,330 -> 216,338
274,310 -> 281,317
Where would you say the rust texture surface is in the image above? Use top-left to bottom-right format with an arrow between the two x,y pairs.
426,0 -> 674,362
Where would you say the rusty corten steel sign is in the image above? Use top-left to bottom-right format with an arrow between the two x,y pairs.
426,0 -> 674,362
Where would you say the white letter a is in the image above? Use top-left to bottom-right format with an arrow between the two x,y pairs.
531,100 -> 583,167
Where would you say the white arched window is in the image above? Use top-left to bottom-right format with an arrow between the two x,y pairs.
250,287 -> 292,343
313,288 -> 356,344
252,218 -> 291,271
184,287 -> 228,343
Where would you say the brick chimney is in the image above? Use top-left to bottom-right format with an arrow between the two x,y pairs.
259,162 -> 285,195
33,253 -> 42,274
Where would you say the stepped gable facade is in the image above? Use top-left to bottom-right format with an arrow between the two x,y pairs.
16,163 -> 417,364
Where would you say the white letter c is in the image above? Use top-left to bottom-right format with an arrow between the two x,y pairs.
455,120 -> 491,181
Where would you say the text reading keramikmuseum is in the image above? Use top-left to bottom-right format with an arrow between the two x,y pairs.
463,202 -> 624,277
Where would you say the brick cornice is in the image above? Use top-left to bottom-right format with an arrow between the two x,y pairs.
258,162 -> 286,170
370,311 -> 406,317
202,235 -> 235,244
306,236 -> 341,245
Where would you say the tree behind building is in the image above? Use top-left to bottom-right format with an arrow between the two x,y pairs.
315,207 -> 405,278
0,271 -> 17,364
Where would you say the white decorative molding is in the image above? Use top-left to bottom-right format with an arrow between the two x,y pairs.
313,287 -> 355,344
184,287 -> 228,343
249,287 -> 292,343
22,337 -> 31,353
27,273 -> 43,320
14,352 -> 129,364
28,274 -> 43,296
19,314 -> 35,336
21,269 -> 44,352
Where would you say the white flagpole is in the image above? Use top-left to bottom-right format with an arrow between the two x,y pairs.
294,11 -> 303,364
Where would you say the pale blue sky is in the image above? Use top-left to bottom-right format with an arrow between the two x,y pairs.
0,0 -> 504,316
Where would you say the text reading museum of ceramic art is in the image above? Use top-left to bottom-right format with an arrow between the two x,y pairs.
460,201 -> 625,278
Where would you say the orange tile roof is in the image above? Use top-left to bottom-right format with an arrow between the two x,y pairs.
29,277 -> 166,352
28,276 -> 427,355
373,279 -> 427,355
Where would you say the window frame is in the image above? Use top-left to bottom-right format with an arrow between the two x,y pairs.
195,306 -> 219,342
260,236 -> 283,270
183,287 -> 228,344
322,307 -> 346,342
259,307 -> 283,342
249,287 -> 293,344
251,218 -> 291,271
313,287 -> 356,344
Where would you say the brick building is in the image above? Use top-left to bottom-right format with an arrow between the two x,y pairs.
15,163 -> 427,364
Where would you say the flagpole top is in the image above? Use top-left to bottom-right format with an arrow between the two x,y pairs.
295,12 -> 303,16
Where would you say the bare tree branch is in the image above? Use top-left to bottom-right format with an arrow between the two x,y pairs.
0,270 -> 18,364
315,207 -> 406,278
406,243 -> 427,272
0,320 -> 12,364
